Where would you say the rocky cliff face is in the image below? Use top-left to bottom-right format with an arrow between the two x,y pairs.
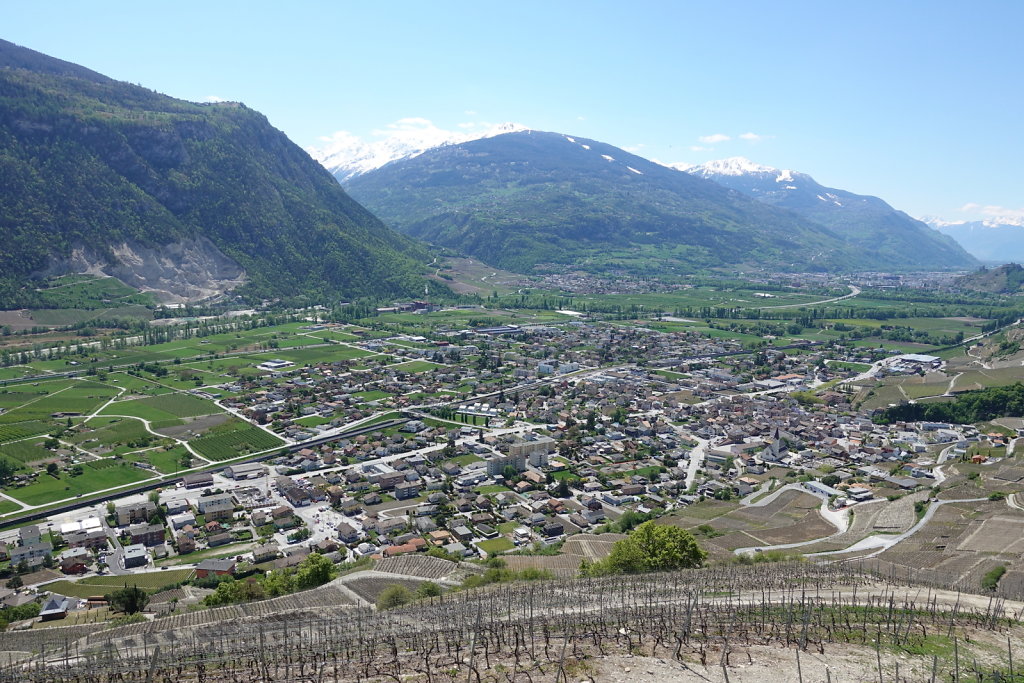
35,237 -> 247,303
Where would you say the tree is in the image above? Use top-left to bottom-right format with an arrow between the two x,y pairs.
0,458 -> 16,485
294,552 -> 336,589
106,585 -> 149,614
583,521 -> 705,577
377,584 -> 413,610
415,581 -> 442,598
263,570 -> 296,597
5,576 -> 22,589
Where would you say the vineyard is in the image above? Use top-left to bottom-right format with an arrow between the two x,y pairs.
4,562 -> 1024,681
0,440 -> 50,465
0,421 -> 50,444
190,423 -> 283,461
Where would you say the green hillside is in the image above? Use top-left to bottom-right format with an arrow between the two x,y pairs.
0,39 -> 433,307
344,131 -> 886,276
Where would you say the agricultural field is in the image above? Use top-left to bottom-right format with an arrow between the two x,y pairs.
189,420 -> 283,461
663,490 -> 834,557
876,499 -> 1024,596
269,345 -> 373,364
0,440 -> 53,465
100,393 -> 222,422
122,446 -> 189,475
0,380 -> 119,424
103,373 -> 176,395
5,460 -> 153,505
0,421 -> 52,444
390,361 -> 442,373
27,305 -> 153,327
44,569 -> 195,599
34,275 -> 156,310
476,537 -> 514,554
67,416 -> 171,457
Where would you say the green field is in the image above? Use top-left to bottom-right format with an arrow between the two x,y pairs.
44,569 -> 195,598
475,485 -> 511,494
6,460 -> 153,505
0,421 -> 52,444
390,361 -> 442,373
190,421 -> 283,461
68,417 -> 169,457
354,390 -> 392,401
122,446 -> 189,474
826,360 -> 872,373
0,440 -> 52,465
270,345 -> 372,364
34,275 -> 156,309
100,393 -> 221,422
477,537 -> 514,554
0,381 -> 119,424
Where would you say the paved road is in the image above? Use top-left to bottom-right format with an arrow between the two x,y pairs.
757,285 -> 861,310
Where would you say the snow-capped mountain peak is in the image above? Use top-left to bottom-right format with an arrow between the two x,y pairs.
691,156 -> 779,177
308,119 -> 527,182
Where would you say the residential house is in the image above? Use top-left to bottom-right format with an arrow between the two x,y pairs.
115,502 -> 156,527
122,544 -> 149,569
126,523 -> 165,547
195,558 -> 236,579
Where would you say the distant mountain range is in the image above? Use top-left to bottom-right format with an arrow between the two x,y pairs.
0,39 -> 432,307
339,133 -> 977,275
310,121 -> 526,183
686,158 -> 975,270
925,218 -> 1024,263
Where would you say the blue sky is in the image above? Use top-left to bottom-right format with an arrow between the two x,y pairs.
5,1 -> 1022,223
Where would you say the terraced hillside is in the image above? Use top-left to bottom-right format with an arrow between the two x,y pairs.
4,562 -> 1024,682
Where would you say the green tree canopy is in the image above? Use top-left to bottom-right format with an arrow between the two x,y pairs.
377,584 -> 414,610
294,552 -> 336,590
105,585 -> 149,614
582,521 -> 706,577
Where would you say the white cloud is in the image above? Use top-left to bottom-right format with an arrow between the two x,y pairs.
464,110 -> 477,116
698,133 -> 730,144
690,145 -> 713,152
739,132 -> 771,142
201,95 -> 227,103
577,116 -> 586,121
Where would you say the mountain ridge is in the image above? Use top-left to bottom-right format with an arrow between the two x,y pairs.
687,157 -> 976,270
0,38 -> 433,307
344,131 -> 874,274
343,132 -> 975,275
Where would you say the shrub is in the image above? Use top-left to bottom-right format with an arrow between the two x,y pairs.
982,565 -> 1007,591
377,584 -> 414,610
